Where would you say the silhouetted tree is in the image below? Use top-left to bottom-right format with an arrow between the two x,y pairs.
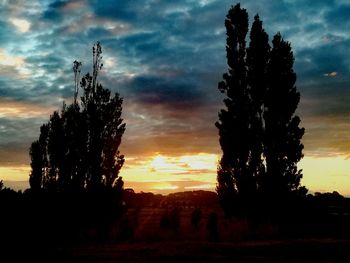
246,15 -> 270,195
216,3 -> 250,216
160,211 -> 171,229
73,60 -> 82,105
81,42 -> 126,192
29,141 -> 43,191
191,208 -> 202,230
61,103 -> 87,191
216,4 -> 305,216
207,212 -> 219,241
29,42 -> 125,193
47,111 -> 64,191
263,33 -> 305,197
29,123 -> 49,191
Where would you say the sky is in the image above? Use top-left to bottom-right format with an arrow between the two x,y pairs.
0,0 -> 350,195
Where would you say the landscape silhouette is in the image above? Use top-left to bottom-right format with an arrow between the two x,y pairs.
0,2 -> 350,262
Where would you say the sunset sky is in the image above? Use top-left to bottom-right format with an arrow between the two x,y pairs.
1,0 -> 350,195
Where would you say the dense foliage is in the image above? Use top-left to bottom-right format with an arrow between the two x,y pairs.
216,4 -> 305,216
29,43 -> 125,193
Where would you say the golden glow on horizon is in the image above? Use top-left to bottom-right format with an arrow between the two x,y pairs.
184,184 -> 214,190
151,182 -> 179,190
0,154 -> 349,196
300,156 -> 350,195
150,155 -> 182,173
0,166 -> 30,181
149,154 -> 217,174
121,153 -> 350,195
121,153 -> 218,192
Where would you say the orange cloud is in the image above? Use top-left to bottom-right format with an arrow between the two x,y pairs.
323,71 -> 337,77
0,99 -> 55,118
62,0 -> 87,12
0,49 -> 31,78
63,13 -> 133,35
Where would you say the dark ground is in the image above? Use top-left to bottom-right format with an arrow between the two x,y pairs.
2,190 -> 350,262
19,238 -> 350,263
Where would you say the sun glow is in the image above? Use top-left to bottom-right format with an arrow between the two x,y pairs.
149,154 -> 217,174
184,184 -> 214,190
300,156 -> 350,196
121,153 -> 218,193
0,166 -> 30,181
150,155 -> 184,174
1,153 -> 349,196
120,153 -> 350,196
151,183 -> 179,190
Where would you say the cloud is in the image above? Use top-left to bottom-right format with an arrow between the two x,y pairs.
0,98 -> 55,118
0,49 -> 30,78
0,0 -> 349,195
324,4 -> 350,31
9,17 -> 31,33
41,0 -> 73,22
91,0 -> 137,21
323,72 -> 337,77
0,117 -> 45,166
120,96 -> 221,157
126,74 -> 203,105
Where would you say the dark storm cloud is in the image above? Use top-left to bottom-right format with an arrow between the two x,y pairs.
0,81 -> 26,100
91,0 -> 137,21
296,36 -> 350,75
324,4 -> 350,31
41,1 -> 65,22
126,74 -> 203,105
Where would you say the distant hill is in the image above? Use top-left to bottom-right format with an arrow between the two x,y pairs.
123,189 -> 219,209
2,180 -> 28,191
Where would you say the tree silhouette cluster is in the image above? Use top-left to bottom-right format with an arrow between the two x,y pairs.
216,4 -> 305,216
29,42 -> 125,193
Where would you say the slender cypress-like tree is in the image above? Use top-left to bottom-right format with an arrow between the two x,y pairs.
47,111 -> 64,191
29,124 -> 49,190
216,4 -> 305,216
29,141 -> 43,191
263,33 -> 304,197
215,4 -> 250,215
246,15 -> 270,193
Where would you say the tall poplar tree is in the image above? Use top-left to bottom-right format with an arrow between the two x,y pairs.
263,33 -> 304,197
246,15 -> 270,193
215,4 -> 250,215
216,4 -> 305,216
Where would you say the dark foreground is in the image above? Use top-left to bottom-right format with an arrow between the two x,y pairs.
2,190 -> 350,262
11,238 -> 350,262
